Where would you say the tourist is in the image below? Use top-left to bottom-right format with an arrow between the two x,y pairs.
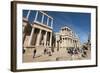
44,48 -> 47,55
33,49 -> 36,58
23,48 -> 25,54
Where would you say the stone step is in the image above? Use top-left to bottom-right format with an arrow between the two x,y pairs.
24,46 -> 46,56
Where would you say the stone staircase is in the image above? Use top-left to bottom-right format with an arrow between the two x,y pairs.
24,46 -> 45,57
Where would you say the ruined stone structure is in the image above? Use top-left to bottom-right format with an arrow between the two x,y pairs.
23,10 -> 81,57
55,26 -> 81,49
23,11 -> 53,56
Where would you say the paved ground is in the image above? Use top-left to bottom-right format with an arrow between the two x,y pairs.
23,47 -> 91,63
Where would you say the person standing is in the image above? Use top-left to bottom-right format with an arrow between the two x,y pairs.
33,49 -> 36,58
44,48 -> 47,55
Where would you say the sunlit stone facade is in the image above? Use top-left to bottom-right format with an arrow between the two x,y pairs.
23,11 -> 53,49
56,26 -> 81,49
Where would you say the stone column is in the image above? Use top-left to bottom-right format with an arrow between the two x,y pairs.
26,10 -> 31,19
73,40 -> 75,47
34,11 -> 38,21
49,32 -> 52,47
47,17 -> 49,25
36,29 -> 42,46
66,38 -> 67,48
28,28 -> 34,45
71,39 -> 72,47
44,31 -> 47,46
51,19 -> 53,28
41,14 -> 44,24
66,38 -> 68,48
76,41 -> 77,48
68,38 -> 69,47
72,40 -> 74,47
70,39 -> 71,47
69,39 -> 71,47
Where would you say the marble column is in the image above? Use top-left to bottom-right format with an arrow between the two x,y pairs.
47,17 -> 49,25
41,14 -> 44,24
36,29 -> 42,46
34,11 -> 38,21
26,10 -> 31,19
51,19 -> 53,28
28,28 -> 35,45
72,40 -> 74,47
66,38 -> 67,47
70,39 -> 71,47
49,32 -> 52,47
44,31 -> 47,46
71,39 -> 72,47
67,38 -> 69,47
74,40 -> 75,48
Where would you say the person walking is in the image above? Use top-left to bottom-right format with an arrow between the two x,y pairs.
33,49 -> 36,58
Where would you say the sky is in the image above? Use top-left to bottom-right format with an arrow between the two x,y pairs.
23,10 -> 91,44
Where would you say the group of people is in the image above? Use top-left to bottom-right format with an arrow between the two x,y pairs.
32,47 -> 52,59
67,47 -> 79,56
67,46 -> 89,59
44,48 -> 52,56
